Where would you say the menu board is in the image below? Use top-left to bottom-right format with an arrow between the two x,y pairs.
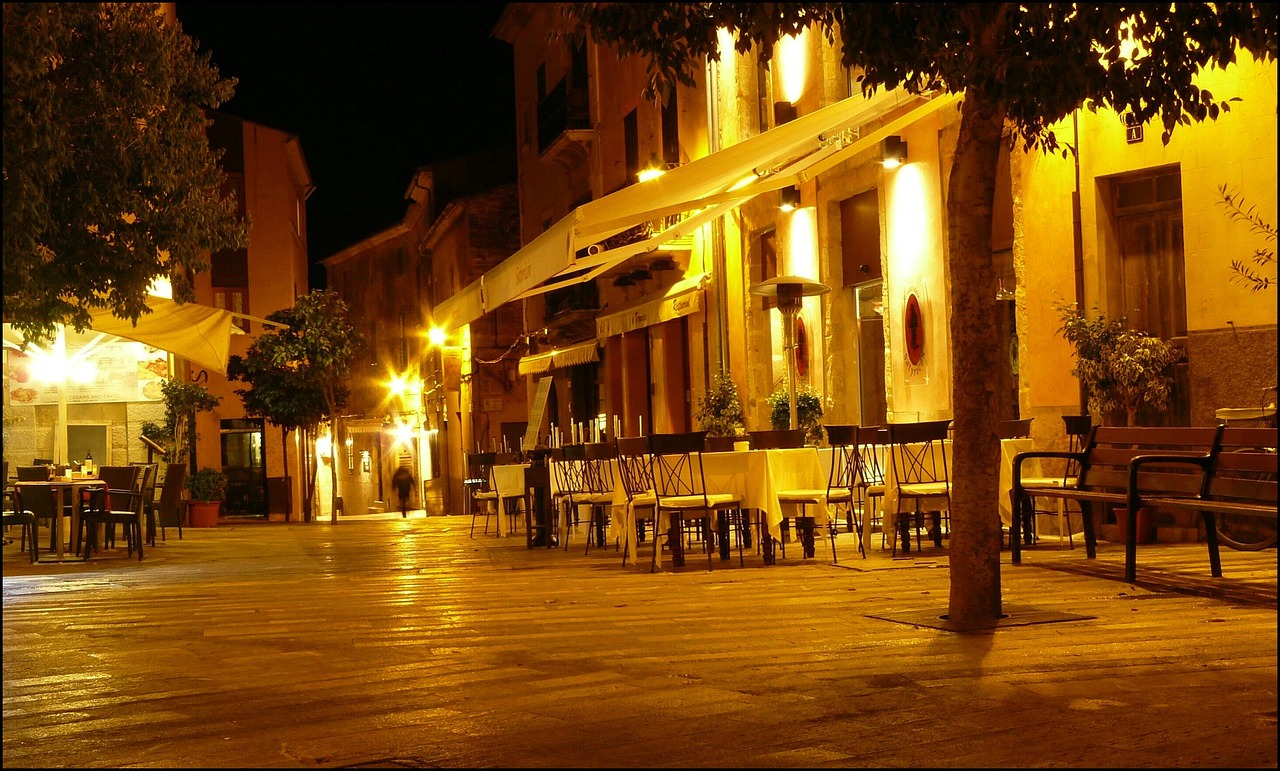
523,376 -> 553,449
5,342 -> 168,405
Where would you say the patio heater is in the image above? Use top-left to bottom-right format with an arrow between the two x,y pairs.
749,276 -> 830,432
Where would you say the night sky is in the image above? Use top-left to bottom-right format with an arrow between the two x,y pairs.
175,3 -> 514,288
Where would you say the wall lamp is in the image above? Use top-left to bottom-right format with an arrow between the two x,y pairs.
779,185 -> 801,212
881,135 -> 908,169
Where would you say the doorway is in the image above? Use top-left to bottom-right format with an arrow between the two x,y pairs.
221,418 -> 266,517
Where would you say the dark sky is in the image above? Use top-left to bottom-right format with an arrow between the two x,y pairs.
175,3 -> 514,288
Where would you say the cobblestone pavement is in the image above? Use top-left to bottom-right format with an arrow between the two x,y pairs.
3,516 -> 1276,768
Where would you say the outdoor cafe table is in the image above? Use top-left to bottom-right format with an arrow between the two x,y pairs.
489,459 -> 570,544
13,476 -> 106,563
877,437 -> 1043,544
609,447 -> 829,567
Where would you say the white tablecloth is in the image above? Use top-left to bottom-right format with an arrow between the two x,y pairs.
610,447 -> 827,566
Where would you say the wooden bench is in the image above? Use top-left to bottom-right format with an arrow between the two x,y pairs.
1126,426 -> 1276,581
1010,426 -> 1222,579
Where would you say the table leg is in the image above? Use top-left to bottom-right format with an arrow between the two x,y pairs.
717,512 -> 731,560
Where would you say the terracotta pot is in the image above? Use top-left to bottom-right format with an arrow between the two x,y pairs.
188,500 -> 221,528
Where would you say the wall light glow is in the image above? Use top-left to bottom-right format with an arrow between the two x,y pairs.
776,28 -> 809,104
886,163 -> 932,277
787,206 -> 819,279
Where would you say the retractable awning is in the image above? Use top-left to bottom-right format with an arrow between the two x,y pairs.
596,274 -> 707,340
432,89 -> 961,332
517,339 -> 600,377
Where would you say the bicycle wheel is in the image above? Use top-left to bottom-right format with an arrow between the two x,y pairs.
1215,514 -> 1278,551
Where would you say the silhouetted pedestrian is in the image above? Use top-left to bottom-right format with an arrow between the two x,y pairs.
391,466 -> 414,518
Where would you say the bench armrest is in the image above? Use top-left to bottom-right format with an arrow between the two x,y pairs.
1125,453 -> 1213,514
1012,451 -> 1081,490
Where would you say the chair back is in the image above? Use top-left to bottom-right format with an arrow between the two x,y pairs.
854,427 -> 888,486
1062,414 -> 1093,481
647,431 -> 709,504
581,442 -> 616,495
98,465 -> 141,492
996,417 -> 1033,439
32,458 -> 54,467
748,429 -> 805,449
886,420 -> 951,486
824,425 -> 861,495
155,463 -> 187,525
466,453 -> 497,494
615,437 -> 654,502
17,465 -> 51,481
17,483 -> 57,519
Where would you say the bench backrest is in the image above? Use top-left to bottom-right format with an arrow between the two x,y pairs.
1078,426 -> 1221,497
1209,427 -> 1278,505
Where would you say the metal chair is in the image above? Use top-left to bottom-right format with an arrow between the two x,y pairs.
885,420 -> 952,555
577,442 -> 618,555
614,436 -> 657,566
855,426 -> 889,548
491,451 -> 527,535
825,424 -> 865,557
466,453 -> 498,537
647,431 -> 741,571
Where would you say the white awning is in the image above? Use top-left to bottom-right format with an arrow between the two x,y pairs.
517,339 -> 600,376
596,274 -> 707,340
84,296 -> 239,374
435,89 -> 961,332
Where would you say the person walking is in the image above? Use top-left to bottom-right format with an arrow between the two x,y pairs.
391,466 -> 415,518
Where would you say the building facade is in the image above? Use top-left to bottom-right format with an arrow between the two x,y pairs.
322,151 -> 519,519
421,5 -> 1277,538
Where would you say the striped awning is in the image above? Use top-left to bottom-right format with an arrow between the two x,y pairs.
517,339 -> 600,376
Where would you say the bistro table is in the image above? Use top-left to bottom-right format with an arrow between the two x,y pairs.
14,476 -> 106,563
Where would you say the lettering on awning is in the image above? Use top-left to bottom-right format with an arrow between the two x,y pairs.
596,280 -> 704,339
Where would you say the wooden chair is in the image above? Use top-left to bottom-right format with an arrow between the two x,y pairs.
647,431 -> 742,571
155,463 -> 188,541
80,486 -> 146,561
885,420 -> 952,555
131,463 -> 159,545
3,487 -> 38,562
703,435 -> 742,453
614,436 -> 657,566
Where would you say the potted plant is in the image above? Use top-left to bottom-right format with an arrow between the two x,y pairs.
185,466 -> 227,527
695,371 -> 746,450
767,381 -> 825,446
1056,303 -> 1182,426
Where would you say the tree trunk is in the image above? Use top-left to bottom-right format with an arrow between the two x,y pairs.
945,90 -> 1008,629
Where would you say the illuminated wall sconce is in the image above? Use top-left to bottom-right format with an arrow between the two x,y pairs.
360,450 -> 371,473
881,135 -> 908,168
773,101 -> 798,126
779,185 -> 801,212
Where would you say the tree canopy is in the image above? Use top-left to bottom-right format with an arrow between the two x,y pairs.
569,2 -> 1277,628
229,290 -> 361,521
3,2 -> 247,345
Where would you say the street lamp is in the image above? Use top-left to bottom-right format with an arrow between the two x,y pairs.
749,276 -> 830,432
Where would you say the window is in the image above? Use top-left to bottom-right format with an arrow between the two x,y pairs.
624,109 -> 639,182
758,229 -> 778,310
840,189 -> 881,288
662,91 -> 680,167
